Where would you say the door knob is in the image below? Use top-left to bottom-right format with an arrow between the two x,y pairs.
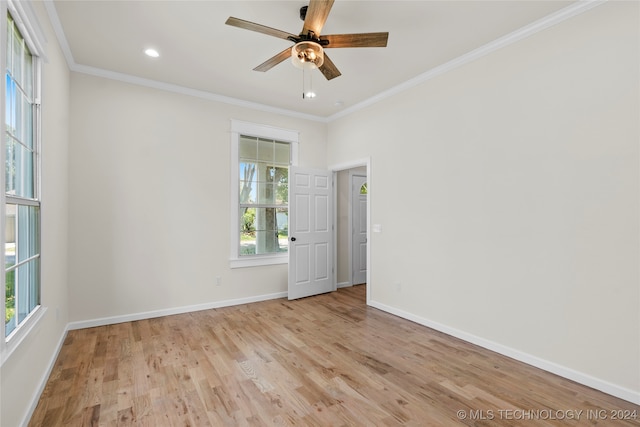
291,237 -> 296,242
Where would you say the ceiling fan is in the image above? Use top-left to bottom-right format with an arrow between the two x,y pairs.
225,0 -> 389,80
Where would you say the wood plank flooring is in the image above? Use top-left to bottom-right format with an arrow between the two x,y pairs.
29,285 -> 639,426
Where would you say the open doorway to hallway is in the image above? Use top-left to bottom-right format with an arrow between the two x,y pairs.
335,166 -> 367,294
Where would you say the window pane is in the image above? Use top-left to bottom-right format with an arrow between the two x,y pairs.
240,207 -> 256,255
276,208 -> 288,249
239,162 -> 256,204
5,204 -> 16,268
275,142 -> 289,164
274,167 -> 288,204
17,205 -> 39,262
15,88 -> 24,141
239,180 -> 255,204
257,139 -> 274,162
6,138 -> 34,198
19,90 -> 33,148
5,138 -> 15,194
240,207 -> 255,233
24,98 -> 33,148
6,83 -> 33,147
12,27 -> 22,86
257,178 -> 274,205
24,51 -> 33,99
6,76 -> 15,132
239,137 -> 257,159
6,17 -> 12,73
16,258 -> 39,324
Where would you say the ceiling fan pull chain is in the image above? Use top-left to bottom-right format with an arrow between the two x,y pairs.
302,66 -> 316,100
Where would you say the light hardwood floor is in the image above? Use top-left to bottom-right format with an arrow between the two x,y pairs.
29,285 -> 639,426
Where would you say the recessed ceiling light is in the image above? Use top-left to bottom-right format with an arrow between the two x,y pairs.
144,48 -> 160,58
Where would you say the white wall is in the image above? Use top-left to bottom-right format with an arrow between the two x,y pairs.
0,2 -> 70,426
68,73 -> 327,323
328,2 -> 639,399
2,3 -> 638,425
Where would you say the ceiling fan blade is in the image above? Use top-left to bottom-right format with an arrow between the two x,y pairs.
253,47 -> 292,72
302,0 -> 335,37
318,53 -> 341,80
226,17 -> 297,41
320,32 -> 389,48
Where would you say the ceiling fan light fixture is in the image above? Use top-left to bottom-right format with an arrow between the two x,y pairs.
302,62 -> 316,100
144,48 -> 160,58
291,41 -> 324,69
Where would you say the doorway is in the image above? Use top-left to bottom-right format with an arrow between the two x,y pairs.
334,165 -> 368,293
287,159 -> 370,303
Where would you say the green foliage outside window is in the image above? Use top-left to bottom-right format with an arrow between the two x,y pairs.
242,208 -> 256,236
5,268 -> 15,323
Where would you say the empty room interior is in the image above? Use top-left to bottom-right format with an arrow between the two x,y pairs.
1,0 -> 639,425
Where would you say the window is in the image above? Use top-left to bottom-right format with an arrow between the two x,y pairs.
3,11 -> 41,341
239,136 -> 289,255
230,121 -> 298,268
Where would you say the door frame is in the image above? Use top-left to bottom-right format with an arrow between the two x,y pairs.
330,157 -> 371,304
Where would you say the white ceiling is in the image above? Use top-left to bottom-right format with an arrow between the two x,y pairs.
50,1 -> 574,119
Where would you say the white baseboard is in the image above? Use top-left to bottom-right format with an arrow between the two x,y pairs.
337,281 -> 351,289
368,300 -> 640,405
67,291 -> 288,330
20,326 -> 69,427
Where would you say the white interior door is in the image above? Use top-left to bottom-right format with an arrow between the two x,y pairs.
288,166 -> 334,300
351,175 -> 367,285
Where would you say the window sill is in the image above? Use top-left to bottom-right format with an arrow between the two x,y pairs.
1,305 -> 47,367
230,254 -> 287,269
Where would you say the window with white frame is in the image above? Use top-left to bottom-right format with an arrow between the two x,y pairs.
4,11 -> 41,340
230,121 -> 298,268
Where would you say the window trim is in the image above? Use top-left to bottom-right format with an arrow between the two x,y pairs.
229,120 -> 298,268
1,0 -> 45,364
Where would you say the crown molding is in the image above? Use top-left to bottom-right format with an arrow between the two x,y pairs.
43,0 -> 70,64
42,0 -> 326,122
72,63 -> 325,122
44,0 -> 605,123
327,0 -> 606,121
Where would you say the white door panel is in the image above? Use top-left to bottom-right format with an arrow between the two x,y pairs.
289,167 -> 334,299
